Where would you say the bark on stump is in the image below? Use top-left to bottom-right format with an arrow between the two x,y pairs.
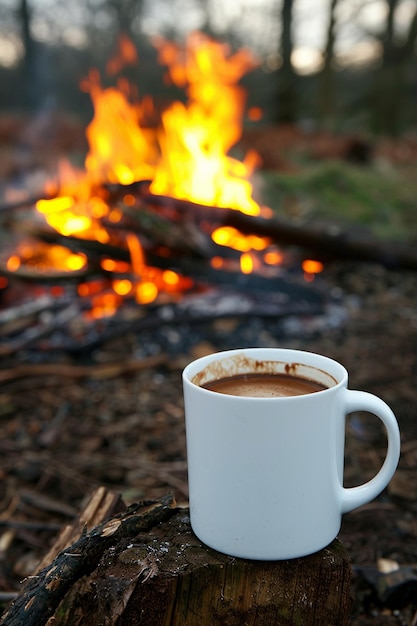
76,512 -> 353,626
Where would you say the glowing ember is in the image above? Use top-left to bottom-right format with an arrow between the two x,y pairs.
6,255 -> 21,272
302,259 -> 324,282
212,226 -> 270,252
264,250 -> 284,266
240,252 -> 255,275
100,258 -> 131,273
135,281 -> 158,305
112,279 -> 133,296
6,242 -> 87,274
302,259 -> 324,274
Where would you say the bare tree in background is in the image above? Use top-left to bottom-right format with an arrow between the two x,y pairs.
18,0 -> 40,109
318,0 -> 339,125
105,0 -> 146,37
82,0 -> 146,60
274,0 -> 297,122
372,0 -> 417,134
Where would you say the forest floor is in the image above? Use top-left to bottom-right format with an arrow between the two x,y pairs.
0,121 -> 417,624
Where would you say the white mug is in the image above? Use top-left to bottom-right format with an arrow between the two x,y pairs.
182,348 -> 401,560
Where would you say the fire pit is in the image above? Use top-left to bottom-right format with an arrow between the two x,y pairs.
0,32 -> 347,361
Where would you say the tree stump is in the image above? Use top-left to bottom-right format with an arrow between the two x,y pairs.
79,509 -> 353,626
1,490 -> 353,626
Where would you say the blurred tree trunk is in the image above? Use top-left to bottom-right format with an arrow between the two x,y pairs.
83,0 -> 146,56
318,0 -> 339,125
372,0 -> 417,134
107,0 -> 146,37
18,0 -> 40,110
404,4 -> 417,58
274,0 -> 297,123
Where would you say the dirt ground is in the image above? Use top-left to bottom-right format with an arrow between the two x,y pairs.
0,115 -> 416,624
0,258 -> 417,624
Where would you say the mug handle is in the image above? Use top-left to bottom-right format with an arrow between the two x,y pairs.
341,389 -> 401,514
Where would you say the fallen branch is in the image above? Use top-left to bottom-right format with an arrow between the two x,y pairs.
1,493 -> 177,626
0,354 -> 168,384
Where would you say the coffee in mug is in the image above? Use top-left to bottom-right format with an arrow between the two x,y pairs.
201,372 -> 328,397
183,348 -> 401,560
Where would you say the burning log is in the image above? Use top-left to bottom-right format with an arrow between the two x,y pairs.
221,210 -> 417,271
7,181 -> 417,280
1,489 -> 353,626
139,189 -> 417,271
29,184 -> 416,272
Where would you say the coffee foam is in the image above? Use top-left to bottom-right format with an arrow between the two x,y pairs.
192,353 -> 338,391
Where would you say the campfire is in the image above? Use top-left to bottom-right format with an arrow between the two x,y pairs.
2,32 -> 325,324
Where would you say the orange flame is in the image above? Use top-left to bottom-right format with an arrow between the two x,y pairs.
151,33 -> 260,214
82,70 -> 158,187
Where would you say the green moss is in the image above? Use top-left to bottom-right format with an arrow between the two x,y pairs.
260,160 -> 417,242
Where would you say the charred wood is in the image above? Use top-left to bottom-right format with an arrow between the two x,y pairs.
0,303 -> 80,357
221,211 -> 417,271
20,284 -> 323,356
0,295 -> 57,325
1,493 -> 177,626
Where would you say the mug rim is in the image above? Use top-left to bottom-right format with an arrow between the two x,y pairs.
182,347 -> 348,400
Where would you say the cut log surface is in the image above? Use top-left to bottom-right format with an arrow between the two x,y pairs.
76,510 -> 353,626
